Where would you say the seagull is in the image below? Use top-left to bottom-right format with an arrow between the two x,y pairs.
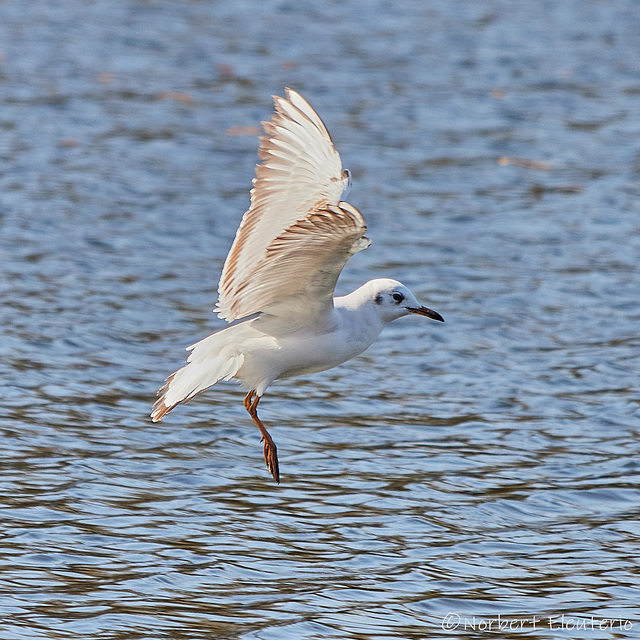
151,88 -> 444,483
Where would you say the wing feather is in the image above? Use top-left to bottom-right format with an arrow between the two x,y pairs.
227,202 -> 370,321
216,88 -> 352,321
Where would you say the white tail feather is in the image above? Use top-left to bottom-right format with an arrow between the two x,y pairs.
151,329 -> 245,421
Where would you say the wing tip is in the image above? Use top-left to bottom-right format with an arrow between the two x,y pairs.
283,86 -> 301,103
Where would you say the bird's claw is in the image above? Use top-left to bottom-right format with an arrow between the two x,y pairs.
262,439 -> 280,484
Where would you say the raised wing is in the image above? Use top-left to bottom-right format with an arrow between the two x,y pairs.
216,88 -> 355,322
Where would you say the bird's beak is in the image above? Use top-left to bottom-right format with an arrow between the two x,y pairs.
408,306 -> 445,322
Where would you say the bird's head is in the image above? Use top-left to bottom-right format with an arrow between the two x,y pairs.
366,278 -> 444,324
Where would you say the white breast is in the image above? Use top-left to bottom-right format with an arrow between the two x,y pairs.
236,305 -> 384,393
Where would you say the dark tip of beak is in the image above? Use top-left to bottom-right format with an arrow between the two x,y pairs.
409,306 -> 445,322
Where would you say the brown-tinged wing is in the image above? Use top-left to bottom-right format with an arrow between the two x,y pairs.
216,88 -> 351,321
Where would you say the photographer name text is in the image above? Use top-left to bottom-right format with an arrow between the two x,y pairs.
441,613 -> 633,632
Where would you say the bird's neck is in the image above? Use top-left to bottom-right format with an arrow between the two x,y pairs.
333,289 -> 387,340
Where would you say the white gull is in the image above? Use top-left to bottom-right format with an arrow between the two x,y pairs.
151,88 -> 444,483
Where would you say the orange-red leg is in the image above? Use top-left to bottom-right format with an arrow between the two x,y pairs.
243,391 -> 280,484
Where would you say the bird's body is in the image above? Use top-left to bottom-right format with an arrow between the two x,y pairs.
152,89 -> 444,482
156,279 -> 412,406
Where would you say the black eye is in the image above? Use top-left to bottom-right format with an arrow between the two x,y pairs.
392,292 -> 404,303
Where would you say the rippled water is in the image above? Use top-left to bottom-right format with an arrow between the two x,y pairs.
1,1 -> 639,638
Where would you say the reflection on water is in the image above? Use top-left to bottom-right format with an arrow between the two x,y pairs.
1,0 -> 639,638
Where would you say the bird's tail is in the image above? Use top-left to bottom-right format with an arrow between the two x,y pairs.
151,328 -> 245,422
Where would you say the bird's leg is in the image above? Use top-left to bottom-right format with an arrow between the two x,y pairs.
243,390 -> 255,413
243,391 -> 280,484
